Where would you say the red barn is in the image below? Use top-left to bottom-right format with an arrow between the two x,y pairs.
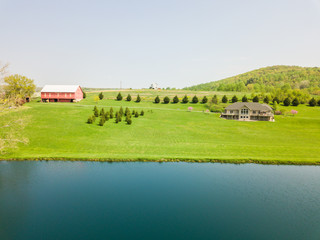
41,85 -> 84,102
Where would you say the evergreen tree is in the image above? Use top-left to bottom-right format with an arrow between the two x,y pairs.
105,111 -> 110,121
182,95 -> 189,103
132,110 -> 136,115
212,95 -> 218,104
119,106 -> 124,117
252,96 -> 259,102
192,95 -> 199,103
99,92 -> 104,100
126,94 -> 132,101
92,115 -> 96,122
124,107 -> 130,116
100,108 -> 105,116
154,95 -> 160,103
94,107 -> 99,117
135,112 -> 139,118
292,98 -> 300,106
273,101 -> 278,111
242,95 -> 248,102
136,94 -> 141,102
232,95 -> 238,103
116,92 -> 123,101
110,112 -> 114,119
201,96 -> 208,104
173,95 -> 179,103
222,95 -> 228,103
273,97 -> 280,104
283,97 -> 291,106
126,116 -> 132,125
93,105 -> 98,112
163,96 -> 170,104
83,92 -> 86,99
99,116 -> 106,126
263,96 -> 270,104
140,110 -> 144,116
110,107 -> 114,116
87,116 -> 93,124
309,97 -> 317,106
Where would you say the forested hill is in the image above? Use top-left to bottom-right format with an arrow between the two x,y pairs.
184,66 -> 320,94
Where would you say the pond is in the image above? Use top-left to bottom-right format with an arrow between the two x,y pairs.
1,161 -> 320,239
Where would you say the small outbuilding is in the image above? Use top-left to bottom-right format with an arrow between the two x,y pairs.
41,85 -> 83,102
220,102 -> 274,121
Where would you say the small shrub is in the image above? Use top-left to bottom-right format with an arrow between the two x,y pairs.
163,96 -> 170,104
232,95 -> 238,103
126,94 -> 132,101
182,95 -> 189,103
210,105 -> 224,113
135,112 -> 139,118
192,95 -> 199,103
292,98 -> 299,106
140,110 -> 144,116
132,110 -> 136,115
275,111 -> 282,115
99,92 -> 104,100
154,95 -> 160,103
136,94 -> 141,102
173,95 -> 179,103
291,110 -> 298,116
127,118 -> 132,125
188,107 -> 193,111
116,92 -> 123,101
222,95 -> 228,103
309,98 -> 316,106
283,98 -> 291,106
242,95 -> 248,102
201,96 -> 208,104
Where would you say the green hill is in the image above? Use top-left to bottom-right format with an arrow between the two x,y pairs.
185,65 -> 320,95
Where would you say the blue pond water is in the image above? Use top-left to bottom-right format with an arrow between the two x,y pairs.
1,161 -> 320,240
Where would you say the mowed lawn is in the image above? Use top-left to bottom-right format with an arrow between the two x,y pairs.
2,90 -> 320,164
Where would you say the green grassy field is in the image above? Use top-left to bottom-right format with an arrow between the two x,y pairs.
1,89 -> 320,164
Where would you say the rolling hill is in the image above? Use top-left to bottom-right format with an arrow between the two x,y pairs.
184,65 -> 320,95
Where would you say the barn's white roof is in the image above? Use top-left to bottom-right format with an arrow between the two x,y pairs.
41,85 -> 80,93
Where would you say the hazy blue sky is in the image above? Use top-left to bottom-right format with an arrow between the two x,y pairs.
1,0 -> 320,88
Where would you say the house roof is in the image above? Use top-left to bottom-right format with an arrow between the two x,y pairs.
225,102 -> 273,111
41,85 -> 80,93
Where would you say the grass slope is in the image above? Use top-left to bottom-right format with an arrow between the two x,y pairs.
185,65 -> 320,93
1,90 -> 320,164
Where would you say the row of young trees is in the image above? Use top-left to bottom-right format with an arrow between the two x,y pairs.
308,98 -> 320,107
87,106 -> 144,126
116,93 -> 141,102
154,95 -> 208,104
218,94 -> 302,106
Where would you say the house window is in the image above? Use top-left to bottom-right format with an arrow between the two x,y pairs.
230,110 -> 233,114
253,111 -> 256,114
241,109 -> 248,114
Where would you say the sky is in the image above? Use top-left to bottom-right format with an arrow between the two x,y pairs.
1,0 -> 320,89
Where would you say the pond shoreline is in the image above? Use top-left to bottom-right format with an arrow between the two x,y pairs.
1,157 -> 320,165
